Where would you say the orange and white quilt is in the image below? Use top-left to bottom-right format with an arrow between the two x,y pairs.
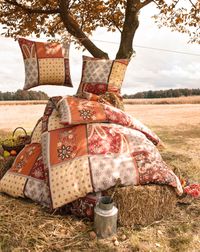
0,96 -> 183,209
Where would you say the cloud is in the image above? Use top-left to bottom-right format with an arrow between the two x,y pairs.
160,64 -> 200,80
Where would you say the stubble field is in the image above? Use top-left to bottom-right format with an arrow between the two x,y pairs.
0,101 -> 200,251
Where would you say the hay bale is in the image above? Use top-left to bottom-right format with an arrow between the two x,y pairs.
106,185 -> 177,227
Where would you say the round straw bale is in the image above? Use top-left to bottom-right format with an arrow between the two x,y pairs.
106,184 -> 177,227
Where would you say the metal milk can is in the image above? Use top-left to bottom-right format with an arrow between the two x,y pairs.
94,196 -> 118,238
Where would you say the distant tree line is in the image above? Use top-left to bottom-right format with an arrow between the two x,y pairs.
123,88 -> 200,99
0,89 -> 49,101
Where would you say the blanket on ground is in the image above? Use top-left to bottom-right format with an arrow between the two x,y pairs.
0,95 -> 183,209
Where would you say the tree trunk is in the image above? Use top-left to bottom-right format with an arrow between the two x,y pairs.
116,0 -> 139,59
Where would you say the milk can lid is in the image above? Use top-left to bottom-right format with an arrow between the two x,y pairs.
99,196 -> 114,211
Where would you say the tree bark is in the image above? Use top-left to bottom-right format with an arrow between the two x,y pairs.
116,0 -> 140,59
59,0 -> 109,59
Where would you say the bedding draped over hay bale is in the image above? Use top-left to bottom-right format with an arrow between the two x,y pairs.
106,185 -> 177,227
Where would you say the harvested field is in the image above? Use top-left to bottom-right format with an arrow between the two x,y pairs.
125,104 -> 200,127
0,103 -> 200,251
0,100 -> 47,106
0,104 -> 46,132
0,103 -> 200,132
124,95 -> 200,104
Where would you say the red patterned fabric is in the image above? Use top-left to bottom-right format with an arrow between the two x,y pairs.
69,193 -> 101,219
184,184 -> 200,198
57,96 -> 160,145
0,95 -> 183,210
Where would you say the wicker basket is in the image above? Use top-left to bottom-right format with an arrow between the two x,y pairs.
2,127 -> 31,154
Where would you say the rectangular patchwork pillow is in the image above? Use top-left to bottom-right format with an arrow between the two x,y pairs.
77,56 -> 129,96
18,38 -> 73,90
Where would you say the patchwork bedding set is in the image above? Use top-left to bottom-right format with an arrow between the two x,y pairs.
0,38 -> 183,216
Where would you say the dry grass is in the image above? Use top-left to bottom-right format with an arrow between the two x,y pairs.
1,104 -> 200,251
124,96 -> 200,105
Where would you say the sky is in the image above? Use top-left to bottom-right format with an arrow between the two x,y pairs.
0,4 -> 199,97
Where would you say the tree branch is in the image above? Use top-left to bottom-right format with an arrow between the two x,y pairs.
59,0 -> 109,59
116,0 -> 140,59
106,15 -> 122,33
188,0 -> 196,9
4,0 -> 60,14
138,0 -> 153,9
69,0 -> 77,10
108,1 -> 122,33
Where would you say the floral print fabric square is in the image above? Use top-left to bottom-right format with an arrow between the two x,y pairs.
57,96 -> 107,125
90,154 -> 138,192
0,143 -> 42,198
82,59 -> 112,83
31,118 -> 42,144
0,173 -> 27,198
38,58 -> 65,85
41,125 -> 92,208
46,126 -> 88,166
24,179 -> 50,207
108,60 -> 129,91
9,143 -> 41,176
49,157 -> 93,208
18,38 -> 72,90
24,155 -> 51,206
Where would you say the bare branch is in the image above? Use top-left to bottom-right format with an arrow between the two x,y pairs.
108,1 -> 122,33
114,24 -> 122,33
107,15 -> 122,33
188,0 -> 196,9
4,0 -> 60,14
152,0 -> 160,8
69,0 -> 77,9
138,0 -> 153,9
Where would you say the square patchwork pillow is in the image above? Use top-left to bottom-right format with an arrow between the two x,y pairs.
77,56 -> 129,96
18,38 -> 73,90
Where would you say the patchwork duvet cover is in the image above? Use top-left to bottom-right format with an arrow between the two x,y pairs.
0,95 -> 183,210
